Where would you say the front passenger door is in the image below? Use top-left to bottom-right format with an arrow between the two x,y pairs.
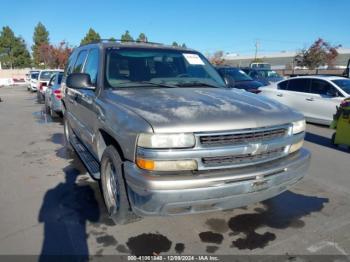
73,48 -> 100,157
308,79 -> 344,124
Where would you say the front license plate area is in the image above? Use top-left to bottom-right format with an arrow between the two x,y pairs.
250,179 -> 269,192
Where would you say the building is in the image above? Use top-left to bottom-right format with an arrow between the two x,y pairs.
223,48 -> 350,69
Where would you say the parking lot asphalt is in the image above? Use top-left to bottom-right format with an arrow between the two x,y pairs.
0,85 -> 349,258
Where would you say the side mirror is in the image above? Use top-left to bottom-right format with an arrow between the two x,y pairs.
66,73 -> 95,90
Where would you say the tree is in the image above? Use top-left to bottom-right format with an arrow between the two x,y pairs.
54,41 -> 72,69
295,38 -> 341,69
0,26 -> 31,69
80,28 -> 101,45
32,22 -> 49,67
181,43 -> 187,48
209,51 -> 225,65
172,41 -> 179,47
38,43 -> 55,68
37,41 -> 72,69
136,33 -> 148,43
121,30 -> 134,42
108,37 -> 116,42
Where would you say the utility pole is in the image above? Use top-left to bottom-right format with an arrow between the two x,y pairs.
254,39 -> 259,60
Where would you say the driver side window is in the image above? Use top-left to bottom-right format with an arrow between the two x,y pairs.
311,79 -> 335,96
83,49 -> 99,85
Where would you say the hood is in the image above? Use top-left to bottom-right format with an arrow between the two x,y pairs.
106,87 -> 303,133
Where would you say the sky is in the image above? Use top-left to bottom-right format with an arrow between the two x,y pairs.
1,0 -> 349,55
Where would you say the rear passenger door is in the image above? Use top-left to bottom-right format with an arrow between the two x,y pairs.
308,79 -> 344,124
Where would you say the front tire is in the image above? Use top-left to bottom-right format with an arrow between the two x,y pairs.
101,146 -> 131,224
63,114 -> 73,151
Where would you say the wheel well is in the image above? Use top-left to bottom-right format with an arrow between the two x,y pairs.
97,129 -> 125,161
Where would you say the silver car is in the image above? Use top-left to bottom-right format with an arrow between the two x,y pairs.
62,41 -> 310,224
45,72 -> 64,117
259,76 -> 350,125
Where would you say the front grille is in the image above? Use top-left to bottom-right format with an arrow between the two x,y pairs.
199,128 -> 287,147
202,147 -> 285,167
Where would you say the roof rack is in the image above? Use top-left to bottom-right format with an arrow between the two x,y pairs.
80,39 -> 164,46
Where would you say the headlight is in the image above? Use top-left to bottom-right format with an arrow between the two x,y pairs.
136,158 -> 197,171
292,120 -> 306,135
138,133 -> 195,149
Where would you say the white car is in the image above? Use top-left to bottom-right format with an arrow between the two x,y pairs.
258,76 -> 350,125
36,69 -> 63,101
29,71 -> 39,92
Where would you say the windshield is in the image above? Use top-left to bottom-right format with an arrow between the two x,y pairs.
257,70 -> 281,78
105,48 -> 226,88
31,73 -> 39,79
40,71 -> 57,80
332,79 -> 350,94
224,68 -> 252,81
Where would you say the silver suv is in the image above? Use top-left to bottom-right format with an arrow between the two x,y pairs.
62,40 -> 310,224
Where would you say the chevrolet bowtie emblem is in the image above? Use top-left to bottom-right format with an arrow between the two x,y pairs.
250,143 -> 268,155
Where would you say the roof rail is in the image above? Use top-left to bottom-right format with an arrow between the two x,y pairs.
80,39 -> 164,46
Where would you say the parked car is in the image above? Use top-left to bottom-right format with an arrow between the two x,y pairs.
242,68 -> 284,86
62,40 -> 310,224
36,69 -> 63,102
249,62 -> 271,69
45,71 -> 64,117
216,66 -> 264,93
343,58 -> 350,78
28,71 -> 39,92
258,76 -> 350,125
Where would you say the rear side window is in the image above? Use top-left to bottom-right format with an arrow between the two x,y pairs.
278,80 -> 288,90
83,49 -> 99,85
73,50 -> 88,73
310,79 -> 334,95
287,79 -> 311,93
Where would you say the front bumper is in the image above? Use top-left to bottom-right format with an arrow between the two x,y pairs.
124,148 -> 311,216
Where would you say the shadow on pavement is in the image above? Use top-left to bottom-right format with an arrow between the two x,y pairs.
305,132 -> 349,152
38,162 -> 100,261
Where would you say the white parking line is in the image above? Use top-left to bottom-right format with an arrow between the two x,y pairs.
307,240 -> 348,256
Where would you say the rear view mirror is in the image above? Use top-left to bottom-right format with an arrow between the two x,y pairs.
66,73 -> 95,90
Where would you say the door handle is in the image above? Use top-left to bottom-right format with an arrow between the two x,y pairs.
306,98 -> 315,101
276,93 -> 283,97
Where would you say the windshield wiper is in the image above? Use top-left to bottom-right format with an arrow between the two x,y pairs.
137,81 -> 177,88
116,81 -> 177,88
175,81 -> 220,88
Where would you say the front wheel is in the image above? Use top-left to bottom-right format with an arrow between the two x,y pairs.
101,146 -> 131,224
63,114 -> 73,151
